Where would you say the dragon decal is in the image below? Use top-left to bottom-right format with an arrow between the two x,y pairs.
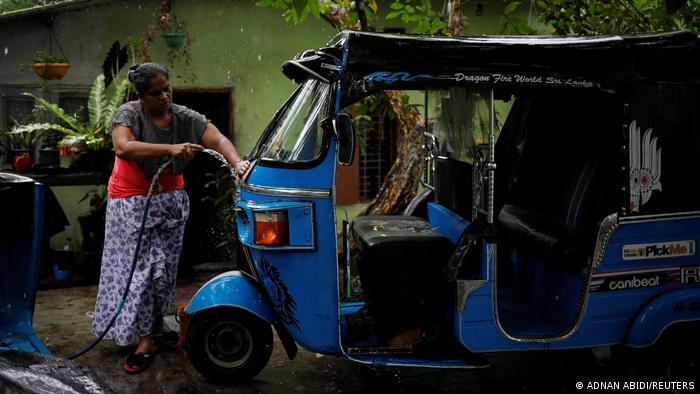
258,258 -> 300,330
629,120 -> 662,213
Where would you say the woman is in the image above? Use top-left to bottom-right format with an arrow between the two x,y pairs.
91,63 -> 249,373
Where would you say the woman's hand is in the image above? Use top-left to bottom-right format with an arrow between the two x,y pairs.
234,160 -> 250,178
169,143 -> 204,159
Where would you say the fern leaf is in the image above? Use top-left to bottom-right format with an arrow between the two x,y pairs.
11,123 -> 77,136
104,78 -> 130,131
88,74 -> 107,128
22,93 -> 85,134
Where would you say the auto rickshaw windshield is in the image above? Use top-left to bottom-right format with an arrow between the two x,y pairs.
259,79 -> 330,163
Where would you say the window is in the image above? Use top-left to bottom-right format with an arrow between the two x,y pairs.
2,96 -> 34,127
427,87 -> 512,164
58,93 -> 89,123
0,86 -> 90,130
258,79 -> 329,163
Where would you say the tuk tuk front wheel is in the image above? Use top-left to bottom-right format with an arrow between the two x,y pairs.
185,308 -> 273,383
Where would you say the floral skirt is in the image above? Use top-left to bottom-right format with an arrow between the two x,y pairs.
91,190 -> 189,346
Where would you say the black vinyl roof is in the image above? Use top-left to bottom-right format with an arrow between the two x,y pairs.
337,30 -> 700,83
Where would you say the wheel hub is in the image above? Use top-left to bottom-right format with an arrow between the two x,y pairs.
204,320 -> 253,368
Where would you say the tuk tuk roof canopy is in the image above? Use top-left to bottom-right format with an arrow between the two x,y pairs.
335,30 -> 700,83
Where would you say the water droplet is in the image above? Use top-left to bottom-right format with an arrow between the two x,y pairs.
258,55 -> 262,61
3,47 -> 7,56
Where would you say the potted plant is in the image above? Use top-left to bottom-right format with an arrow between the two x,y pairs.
161,12 -> 187,49
0,126 -> 44,173
15,73 -> 130,174
29,50 -> 70,80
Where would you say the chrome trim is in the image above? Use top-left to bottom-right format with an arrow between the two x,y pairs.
592,213 -> 620,269
239,158 -> 256,184
286,60 -> 330,84
490,213 -> 622,342
420,132 -> 438,190
457,279 -> 486,314
245,202 -> 314,211
619,210 -> 700,224
344,354 -> 489,369
487,89 -> 495,224
241,183 -> 332,199
247,244 -> 315,251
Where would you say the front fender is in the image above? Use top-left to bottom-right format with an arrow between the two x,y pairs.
626,288 -> 700,347
186,271 -> 275,323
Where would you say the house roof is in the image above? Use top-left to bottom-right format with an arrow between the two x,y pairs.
0,0 -> 118,22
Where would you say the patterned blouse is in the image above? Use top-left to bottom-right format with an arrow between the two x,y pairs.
110,100 -> 209,178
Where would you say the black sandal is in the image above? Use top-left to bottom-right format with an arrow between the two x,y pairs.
123,351 -> 155,374
152,331 -> 179,349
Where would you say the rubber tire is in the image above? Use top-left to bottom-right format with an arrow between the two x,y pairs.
185,308 -> 273,383
666,345 -> 700,393
612,322 -> 700,390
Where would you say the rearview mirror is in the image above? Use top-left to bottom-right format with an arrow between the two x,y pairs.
334,113 -> 355,166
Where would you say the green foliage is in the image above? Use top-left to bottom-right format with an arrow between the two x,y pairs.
256,0 -> 378,27
502,0 -> 700,35
0,0 -> 37,14
499,1 -> 539,34
0,125 -> 44,150
256,0 -> 323,24
257,0 -> 446,34
79,187 -> 107,212
386,0 -> 447,34
30,50 -> 67,63
201,167 -> 239,263
16,74 -> 130,150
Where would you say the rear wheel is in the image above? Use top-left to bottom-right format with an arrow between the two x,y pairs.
612,322 -> 699,392
666,345 -> 699,393
185,308 -> 273,383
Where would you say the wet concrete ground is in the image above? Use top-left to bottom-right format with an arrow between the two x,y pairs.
33,280 -> 648,393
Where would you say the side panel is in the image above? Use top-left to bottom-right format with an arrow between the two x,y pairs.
458,216 -> 700,351
186,271 -> 275,323
238,136 -> 340,355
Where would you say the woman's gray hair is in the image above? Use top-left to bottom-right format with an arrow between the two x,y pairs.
127,63 -> 170,94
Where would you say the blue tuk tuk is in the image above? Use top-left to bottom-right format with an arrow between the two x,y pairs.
183,30 -> 700,383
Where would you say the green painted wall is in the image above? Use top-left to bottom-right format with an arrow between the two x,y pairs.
98,0 -> 335,155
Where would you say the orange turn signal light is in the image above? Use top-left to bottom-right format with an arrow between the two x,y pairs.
254,211 -> 289,246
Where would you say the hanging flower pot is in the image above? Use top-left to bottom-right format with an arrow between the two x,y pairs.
33,62 -> 70,80
162,32 -> 186,49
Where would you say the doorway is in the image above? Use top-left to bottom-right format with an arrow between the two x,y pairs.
173,88 -> 233,137
175,88 -> 240,273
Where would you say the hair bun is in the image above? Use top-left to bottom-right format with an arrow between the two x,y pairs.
127,64 -> 140,83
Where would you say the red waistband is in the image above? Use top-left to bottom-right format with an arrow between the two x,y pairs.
108,156 -> 184,198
